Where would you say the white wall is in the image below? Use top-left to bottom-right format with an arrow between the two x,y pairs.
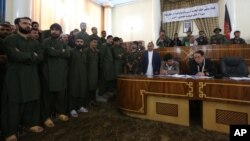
112,0 -> 250,44
219,0 -> 250,43
234,0 -> 250,43
5,0 -> 13,23
112,0 -> 153,45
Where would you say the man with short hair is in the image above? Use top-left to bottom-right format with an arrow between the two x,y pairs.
99,35 -> 115,98
85,37 -> 99,105
156,30 -> 172,47
230,30 -> 246,44
68,36 -> 89,118
170,33 -> 182,47
2,17 -> 44,141
0,23 -> 11,39
182,30 -> 193,46
196,31 -> 208,45
100,30 -> 106,44
31,21 -> 39,30
112,37 -> 125,77
160,53 -> 180,75
188,50 -> 215,76
126,41 -> 141,74
141,42 -> 161,75
76,22 -> 90,46
59,34 -> 69,46
90,27 -> 102,49
29,28 -> 40,41
41,23 -> 70,127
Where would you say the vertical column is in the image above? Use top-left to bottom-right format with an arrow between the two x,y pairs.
103,3 -> 113,35
152,0 -> 161,48
13,0 -> 32,19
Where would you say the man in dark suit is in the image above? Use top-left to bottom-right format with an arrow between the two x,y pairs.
141,42 -> 161,75
188,50 -> 215,76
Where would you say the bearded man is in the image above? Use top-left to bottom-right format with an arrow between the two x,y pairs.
2,17 -> 44,141
68,36 -> 89,118
41,23 -> 70,128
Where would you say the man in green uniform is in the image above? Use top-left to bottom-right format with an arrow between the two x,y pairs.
100,30 -> 106,44
230,30 -> 246,44
85,37 -> 99,105
68,36 -> 89,118
0,23 -> 10,123
41,23 -> 70,128
210,28 -> 228,44
126,41 -> 142,74
99,35 -> 115,97
2,17 -> 44,141
156,30 -> 172,47
112,37 -> 125,77
89,27 -> 102,49
75,22 -> 90,47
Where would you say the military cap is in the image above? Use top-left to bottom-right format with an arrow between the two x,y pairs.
213,28 -> 222,33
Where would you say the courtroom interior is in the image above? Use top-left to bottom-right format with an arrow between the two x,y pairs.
0,0 -> 250,141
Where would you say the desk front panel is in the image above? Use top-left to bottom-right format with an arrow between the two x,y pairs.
117,75 -> 194,114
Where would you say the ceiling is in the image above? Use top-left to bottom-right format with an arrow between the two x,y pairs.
92,0 -> 138,6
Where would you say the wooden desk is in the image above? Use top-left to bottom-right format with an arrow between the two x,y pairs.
156,44 -> 250,73
117,75 -> 250,133
197,78 -> 250,133
117,75 -> 194,126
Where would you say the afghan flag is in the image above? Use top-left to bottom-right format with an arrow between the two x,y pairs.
224,4 -> 232,40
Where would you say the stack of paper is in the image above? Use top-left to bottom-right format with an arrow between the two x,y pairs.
229,77 -> 250,81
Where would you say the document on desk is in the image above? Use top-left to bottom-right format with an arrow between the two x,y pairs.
229,77 -> 250,81
194,76 -> 212,79
167,74 -> 193,78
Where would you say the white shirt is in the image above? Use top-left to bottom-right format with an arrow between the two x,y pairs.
146,51 -> 154,75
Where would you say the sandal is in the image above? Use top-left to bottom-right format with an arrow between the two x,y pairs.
27,126 -> 44,133
5,134 -> 17,141
44,118 -> 55,128
58,114 -> 69,121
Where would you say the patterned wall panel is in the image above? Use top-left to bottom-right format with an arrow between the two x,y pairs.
156,102 -> 178,117
216,109 -> 248,125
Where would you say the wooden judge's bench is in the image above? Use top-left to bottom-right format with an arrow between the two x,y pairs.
156,44 -> 250,73
117,44 -> 250,133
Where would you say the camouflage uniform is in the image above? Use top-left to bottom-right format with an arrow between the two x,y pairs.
210,34 -> 228,44
230,38 -> 246,44
156,37 -> 172,47
126,50 -> 142,74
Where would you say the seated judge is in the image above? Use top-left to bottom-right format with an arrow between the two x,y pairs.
188,50 -> 215,76
160,53 -> 180,75
141,42 -> 161,75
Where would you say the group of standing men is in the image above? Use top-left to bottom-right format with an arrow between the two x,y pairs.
0,17 -> 126,141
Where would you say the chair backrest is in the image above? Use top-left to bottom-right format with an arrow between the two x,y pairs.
220,57 -> 249,77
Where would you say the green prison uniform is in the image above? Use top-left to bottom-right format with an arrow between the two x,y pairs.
68,48 -> 88,110
41,37 -> 70,120
1,34 -> 43,137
